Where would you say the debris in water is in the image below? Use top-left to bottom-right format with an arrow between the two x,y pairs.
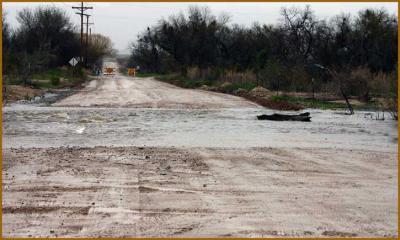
257,112 -> 311,122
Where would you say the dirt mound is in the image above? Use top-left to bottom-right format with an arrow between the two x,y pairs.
233,86 -> 303,111
233,88 -> 248,96
217,82 -> 234,93
249,86 -> 272,98
246,95 -> 303,111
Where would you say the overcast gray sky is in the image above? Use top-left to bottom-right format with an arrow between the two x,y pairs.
3,2 -> 398,54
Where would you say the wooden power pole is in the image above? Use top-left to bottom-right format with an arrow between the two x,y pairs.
83,14 -> 93,67
72,2 -> 93,65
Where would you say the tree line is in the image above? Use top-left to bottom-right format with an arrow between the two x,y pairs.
129,6 -> 397,103
2,6 -> 114,85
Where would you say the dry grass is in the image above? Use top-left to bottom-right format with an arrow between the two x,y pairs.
3,85 -> 44,103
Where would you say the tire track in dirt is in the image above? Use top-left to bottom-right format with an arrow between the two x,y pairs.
79,165 -> 140,237
135,148 -> 213,236
3,146 -> 397,237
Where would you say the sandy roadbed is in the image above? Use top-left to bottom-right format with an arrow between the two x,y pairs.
3,146 -> 397,237
52,75 -> 258,108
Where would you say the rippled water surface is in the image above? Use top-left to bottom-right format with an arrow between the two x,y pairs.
3,103 -> 397,151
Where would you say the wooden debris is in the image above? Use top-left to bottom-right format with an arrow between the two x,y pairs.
257,112 -> 311,122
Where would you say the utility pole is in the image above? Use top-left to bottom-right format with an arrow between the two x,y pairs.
83,14 -> 93,67
72,2 -> 93,65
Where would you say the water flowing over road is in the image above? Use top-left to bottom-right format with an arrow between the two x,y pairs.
3,61 -> 398,237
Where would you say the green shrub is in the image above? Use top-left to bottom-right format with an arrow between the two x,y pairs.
50,76 -> 60,86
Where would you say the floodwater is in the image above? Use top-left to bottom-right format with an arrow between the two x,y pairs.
3,103 -> 397,152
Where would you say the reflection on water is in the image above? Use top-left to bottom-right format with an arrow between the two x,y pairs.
3,103 -> 397,151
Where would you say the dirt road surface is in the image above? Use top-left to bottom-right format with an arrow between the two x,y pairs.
53,62 -> 257,108
3,61 -> 398,237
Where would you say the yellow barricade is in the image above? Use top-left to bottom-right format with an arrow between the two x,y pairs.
128,68 -> 136,77
104,67 -> 115,75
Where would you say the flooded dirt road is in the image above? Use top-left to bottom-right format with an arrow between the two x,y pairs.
3,62 -> 398,237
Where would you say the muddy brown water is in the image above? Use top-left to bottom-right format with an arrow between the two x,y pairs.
3,103 -> 397,151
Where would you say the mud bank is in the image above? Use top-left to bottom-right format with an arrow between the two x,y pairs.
3,146 -> 397,237
4,87 -> 78,107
